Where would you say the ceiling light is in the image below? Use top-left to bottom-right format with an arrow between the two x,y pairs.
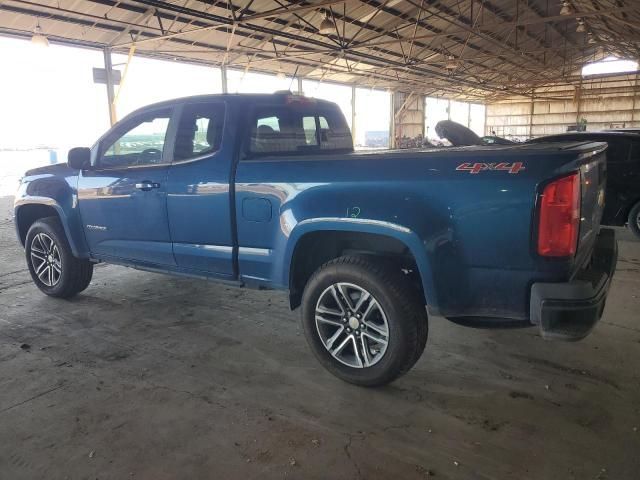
319,12 -> 335,35
576,19 -> 585,33
560,1 -> 572,16
445,56 -> 457,70
588,33 -> 596,44
31,22 -> 49,47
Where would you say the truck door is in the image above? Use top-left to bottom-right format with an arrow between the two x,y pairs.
77,107 -> 175,265
166,101 -> 235,279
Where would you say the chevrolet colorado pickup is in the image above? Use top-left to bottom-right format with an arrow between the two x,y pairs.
14,93 -> 617,386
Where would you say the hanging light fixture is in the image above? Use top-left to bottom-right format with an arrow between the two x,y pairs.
576,19 -> 586,33
560,1 -> 572,16
587,33 -> 596,44
31,20 -> 49,47
445,56 -> 457,70
318,11 -> 335,35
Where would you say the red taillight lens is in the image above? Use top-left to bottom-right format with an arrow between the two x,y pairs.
537,173 -> 580,257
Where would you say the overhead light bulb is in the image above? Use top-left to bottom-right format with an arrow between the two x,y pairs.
576,19 -> 585,33
445,56 -> 457,70
318,12 -> 335,35
31,23 -> 49,47
560,1 -> 572,16
587,33 -> 596,44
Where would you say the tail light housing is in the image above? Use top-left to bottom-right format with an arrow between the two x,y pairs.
537,173 -> 580,257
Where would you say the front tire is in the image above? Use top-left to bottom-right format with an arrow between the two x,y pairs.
301,256 -> 428,387
628,201 -> 640,240
25,217 -> 93,298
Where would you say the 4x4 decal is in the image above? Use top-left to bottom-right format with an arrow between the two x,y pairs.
456,162 -> 525,174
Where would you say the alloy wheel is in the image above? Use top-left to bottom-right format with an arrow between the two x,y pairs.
314,282 -> 389,368
30,232 -> 62,287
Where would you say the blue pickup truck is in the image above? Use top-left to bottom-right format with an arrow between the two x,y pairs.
14,93 -> 617,386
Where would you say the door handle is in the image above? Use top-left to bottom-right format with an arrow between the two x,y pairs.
135,181 -> 160,191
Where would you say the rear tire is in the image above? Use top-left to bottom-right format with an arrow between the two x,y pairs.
301,255 -> 428,387
25,217 -> 93,298
628,201 -> 640,240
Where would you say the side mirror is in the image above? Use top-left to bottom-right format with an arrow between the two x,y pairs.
68,147 -> 91,170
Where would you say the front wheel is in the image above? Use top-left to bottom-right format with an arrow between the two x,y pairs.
25,217 -> 93,298
301,256 -> 428,387
628,201 -> 640,240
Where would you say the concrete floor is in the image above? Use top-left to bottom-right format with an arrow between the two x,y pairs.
0,195 -> 638,480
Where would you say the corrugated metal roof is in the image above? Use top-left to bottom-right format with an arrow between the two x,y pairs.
1,0 -> 638,100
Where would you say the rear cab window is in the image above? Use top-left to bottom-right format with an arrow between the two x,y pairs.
246,100 -> 352,157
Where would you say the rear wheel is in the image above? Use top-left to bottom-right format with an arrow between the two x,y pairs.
301,256 -> 428,387
25,217 -> 93,298
628,202 -> 640,240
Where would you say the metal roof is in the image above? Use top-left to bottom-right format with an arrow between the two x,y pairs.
1,0 -> 639,100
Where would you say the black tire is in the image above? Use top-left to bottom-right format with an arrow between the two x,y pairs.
628,201 -> 640,240
25,216 -> 93,298
301,256 -> 428,387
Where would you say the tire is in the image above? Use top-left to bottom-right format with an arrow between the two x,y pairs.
628,201 -> 640,240
25,216 -> 93,298
301,255 -> 428,387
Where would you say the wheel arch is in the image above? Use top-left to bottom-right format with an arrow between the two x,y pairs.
284,219 -> 437,311
15,198 -> 86,258
624,197 -> 640,221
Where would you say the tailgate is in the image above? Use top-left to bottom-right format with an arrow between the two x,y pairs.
575,146 -> 607,270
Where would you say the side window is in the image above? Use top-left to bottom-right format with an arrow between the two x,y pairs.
605,140 -> 630,163
99,109 -> 171,168
174,102 -> 226,161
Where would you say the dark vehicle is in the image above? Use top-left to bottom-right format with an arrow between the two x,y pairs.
528,132 -> 640,238
603,128 -> 640,134
481,135 -> 515,145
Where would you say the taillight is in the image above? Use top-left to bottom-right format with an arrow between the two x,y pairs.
537,173 -> 580,257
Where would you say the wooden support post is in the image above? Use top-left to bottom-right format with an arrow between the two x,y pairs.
221,65 -> 228,94
351,85 -> 356,144
529,90 -> 535,139
103,47 -> 117,126
389,91 -> 396,149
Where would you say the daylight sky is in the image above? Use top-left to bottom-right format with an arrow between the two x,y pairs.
0,36 -> 396,149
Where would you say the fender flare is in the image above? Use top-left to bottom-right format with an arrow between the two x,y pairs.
279,217 -> 439,312
14,196 -> 89,258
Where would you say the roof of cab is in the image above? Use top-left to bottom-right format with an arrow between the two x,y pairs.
129,92 -> 337,112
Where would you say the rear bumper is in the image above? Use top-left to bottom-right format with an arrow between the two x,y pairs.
530,228 -> 617,340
